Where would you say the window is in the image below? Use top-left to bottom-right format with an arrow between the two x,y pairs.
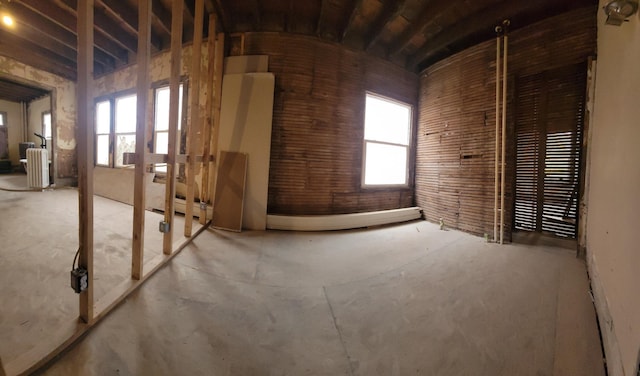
42,111 -> 52,138
362,93 -> 412,186
95,92 -> 137,167
0,111 -> 6,126
95,82 -> 186,170
153,84 -> 183,173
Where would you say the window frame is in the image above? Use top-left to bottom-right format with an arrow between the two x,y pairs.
361,91 -> 413,189
94,87 -> 136,168
151,79 -> 188,174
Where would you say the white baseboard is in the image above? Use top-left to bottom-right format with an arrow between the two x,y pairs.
266,207 -> 422,231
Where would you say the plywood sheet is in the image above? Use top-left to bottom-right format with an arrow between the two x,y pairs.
212,151 -> 248,232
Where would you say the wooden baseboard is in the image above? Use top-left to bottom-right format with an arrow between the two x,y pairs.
266,207 -> 422,231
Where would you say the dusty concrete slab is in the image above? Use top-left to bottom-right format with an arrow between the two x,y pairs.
37,221 -> 604,376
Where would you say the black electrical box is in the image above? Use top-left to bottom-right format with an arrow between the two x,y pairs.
70,268 -> 88,293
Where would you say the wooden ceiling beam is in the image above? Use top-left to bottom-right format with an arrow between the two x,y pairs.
54,0 -> 154,53
212,0 -> 231,32
340,0 -> 363,42
97,0 -> 164,50
0,28 -> 76,80
364,0 -> 406,51
387,0 -> 456,57
182,0 -> 196,42
407,0 -> 561,71
151,0 -> 173,35
315,0 -> 328,36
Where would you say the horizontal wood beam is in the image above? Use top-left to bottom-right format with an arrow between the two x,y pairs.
387,0 -> 454,57
0,28 -> 77,80
14,0 -> 129,63
97,0 -> 164,51
122,152 -> 214,165
341,0 -> 363,41
151,0 -> 173,36
364,0 -> 406,51
407,0 -> 563,71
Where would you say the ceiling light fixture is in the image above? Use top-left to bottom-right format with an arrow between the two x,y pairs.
603,0 -> 639,25
1,14 -> 13,27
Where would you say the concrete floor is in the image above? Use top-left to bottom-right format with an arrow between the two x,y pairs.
34,220 -> 605,376
0,174 -> 201,369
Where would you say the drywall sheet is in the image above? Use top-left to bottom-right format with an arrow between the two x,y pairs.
217,73 -> 275,230
224,55 -> 269,74
212,151 -> 248,232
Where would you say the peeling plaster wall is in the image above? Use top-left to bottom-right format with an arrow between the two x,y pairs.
0,56 -> 76,182
93,42 -> 211,200
586,3 -> 640,375
0,99 -> 24,166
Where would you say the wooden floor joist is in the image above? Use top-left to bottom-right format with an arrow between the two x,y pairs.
132,0 -> 152,279
184,0 -> 205,237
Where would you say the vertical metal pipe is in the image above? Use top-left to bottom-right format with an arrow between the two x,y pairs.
494,27 -> 502,243
500,22 -> 509,244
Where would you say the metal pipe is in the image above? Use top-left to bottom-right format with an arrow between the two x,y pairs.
494,26 -> 502,243
500,20 -> 510,244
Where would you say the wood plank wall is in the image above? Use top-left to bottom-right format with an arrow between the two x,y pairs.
238,32 -> 419,215
415,6 -> 596,238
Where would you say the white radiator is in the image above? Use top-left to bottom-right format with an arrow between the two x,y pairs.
26,148 -> 49,188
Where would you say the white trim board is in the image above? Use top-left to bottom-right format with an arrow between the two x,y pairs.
266,207 -> 422,231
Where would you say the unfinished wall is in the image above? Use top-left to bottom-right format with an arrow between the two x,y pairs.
415,7 -> 597,236
239,33 -> 418,215
586,3 -> 640,375
93,42 -> 211,202
0,57 -> 76,182
0,99 -> 23,166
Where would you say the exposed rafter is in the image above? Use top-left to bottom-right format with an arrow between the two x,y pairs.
407,0 -> 581,71
364,0 -> 406,51
151,0 -> 172,35
97,0 -> 164,50
340,0 -> 363,42
387,0 -> 454,57
212,0 -> 231,32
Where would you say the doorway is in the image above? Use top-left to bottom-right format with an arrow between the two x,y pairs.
513,63 -> 587,239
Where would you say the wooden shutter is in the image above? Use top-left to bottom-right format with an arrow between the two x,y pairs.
514,63 -> 586,239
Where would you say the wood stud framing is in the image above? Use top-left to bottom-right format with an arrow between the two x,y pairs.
163,0 -> 185,254
76,0 -> 95,324
184,0 -> 205,237
199,14 -> 218,224
131,0 -> 152,280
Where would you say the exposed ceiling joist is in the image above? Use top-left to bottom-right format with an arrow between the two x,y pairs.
0,78 -> 51,103
364,0 -> 406,51
407,0 -> 585,71
97,0 -> 165,50
340,0 -> 363,42
387,0 -> 455,57
212,0 -> 231,32
151,1 -> 173,35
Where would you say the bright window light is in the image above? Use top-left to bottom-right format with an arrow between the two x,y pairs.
154,84 -> 183,173
363,93 -> 412,186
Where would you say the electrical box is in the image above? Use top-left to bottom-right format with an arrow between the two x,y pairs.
70,268 -> 88,293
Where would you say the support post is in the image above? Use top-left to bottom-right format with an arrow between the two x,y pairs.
209,32 -> 225,215
494,26 -> 501,243
162,0 -> 184,254
500,20 -> 509,244
199,14 -> 218,224
77,0 -> 95,324
132,0 -> 152,279
184,0 -> 205,237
